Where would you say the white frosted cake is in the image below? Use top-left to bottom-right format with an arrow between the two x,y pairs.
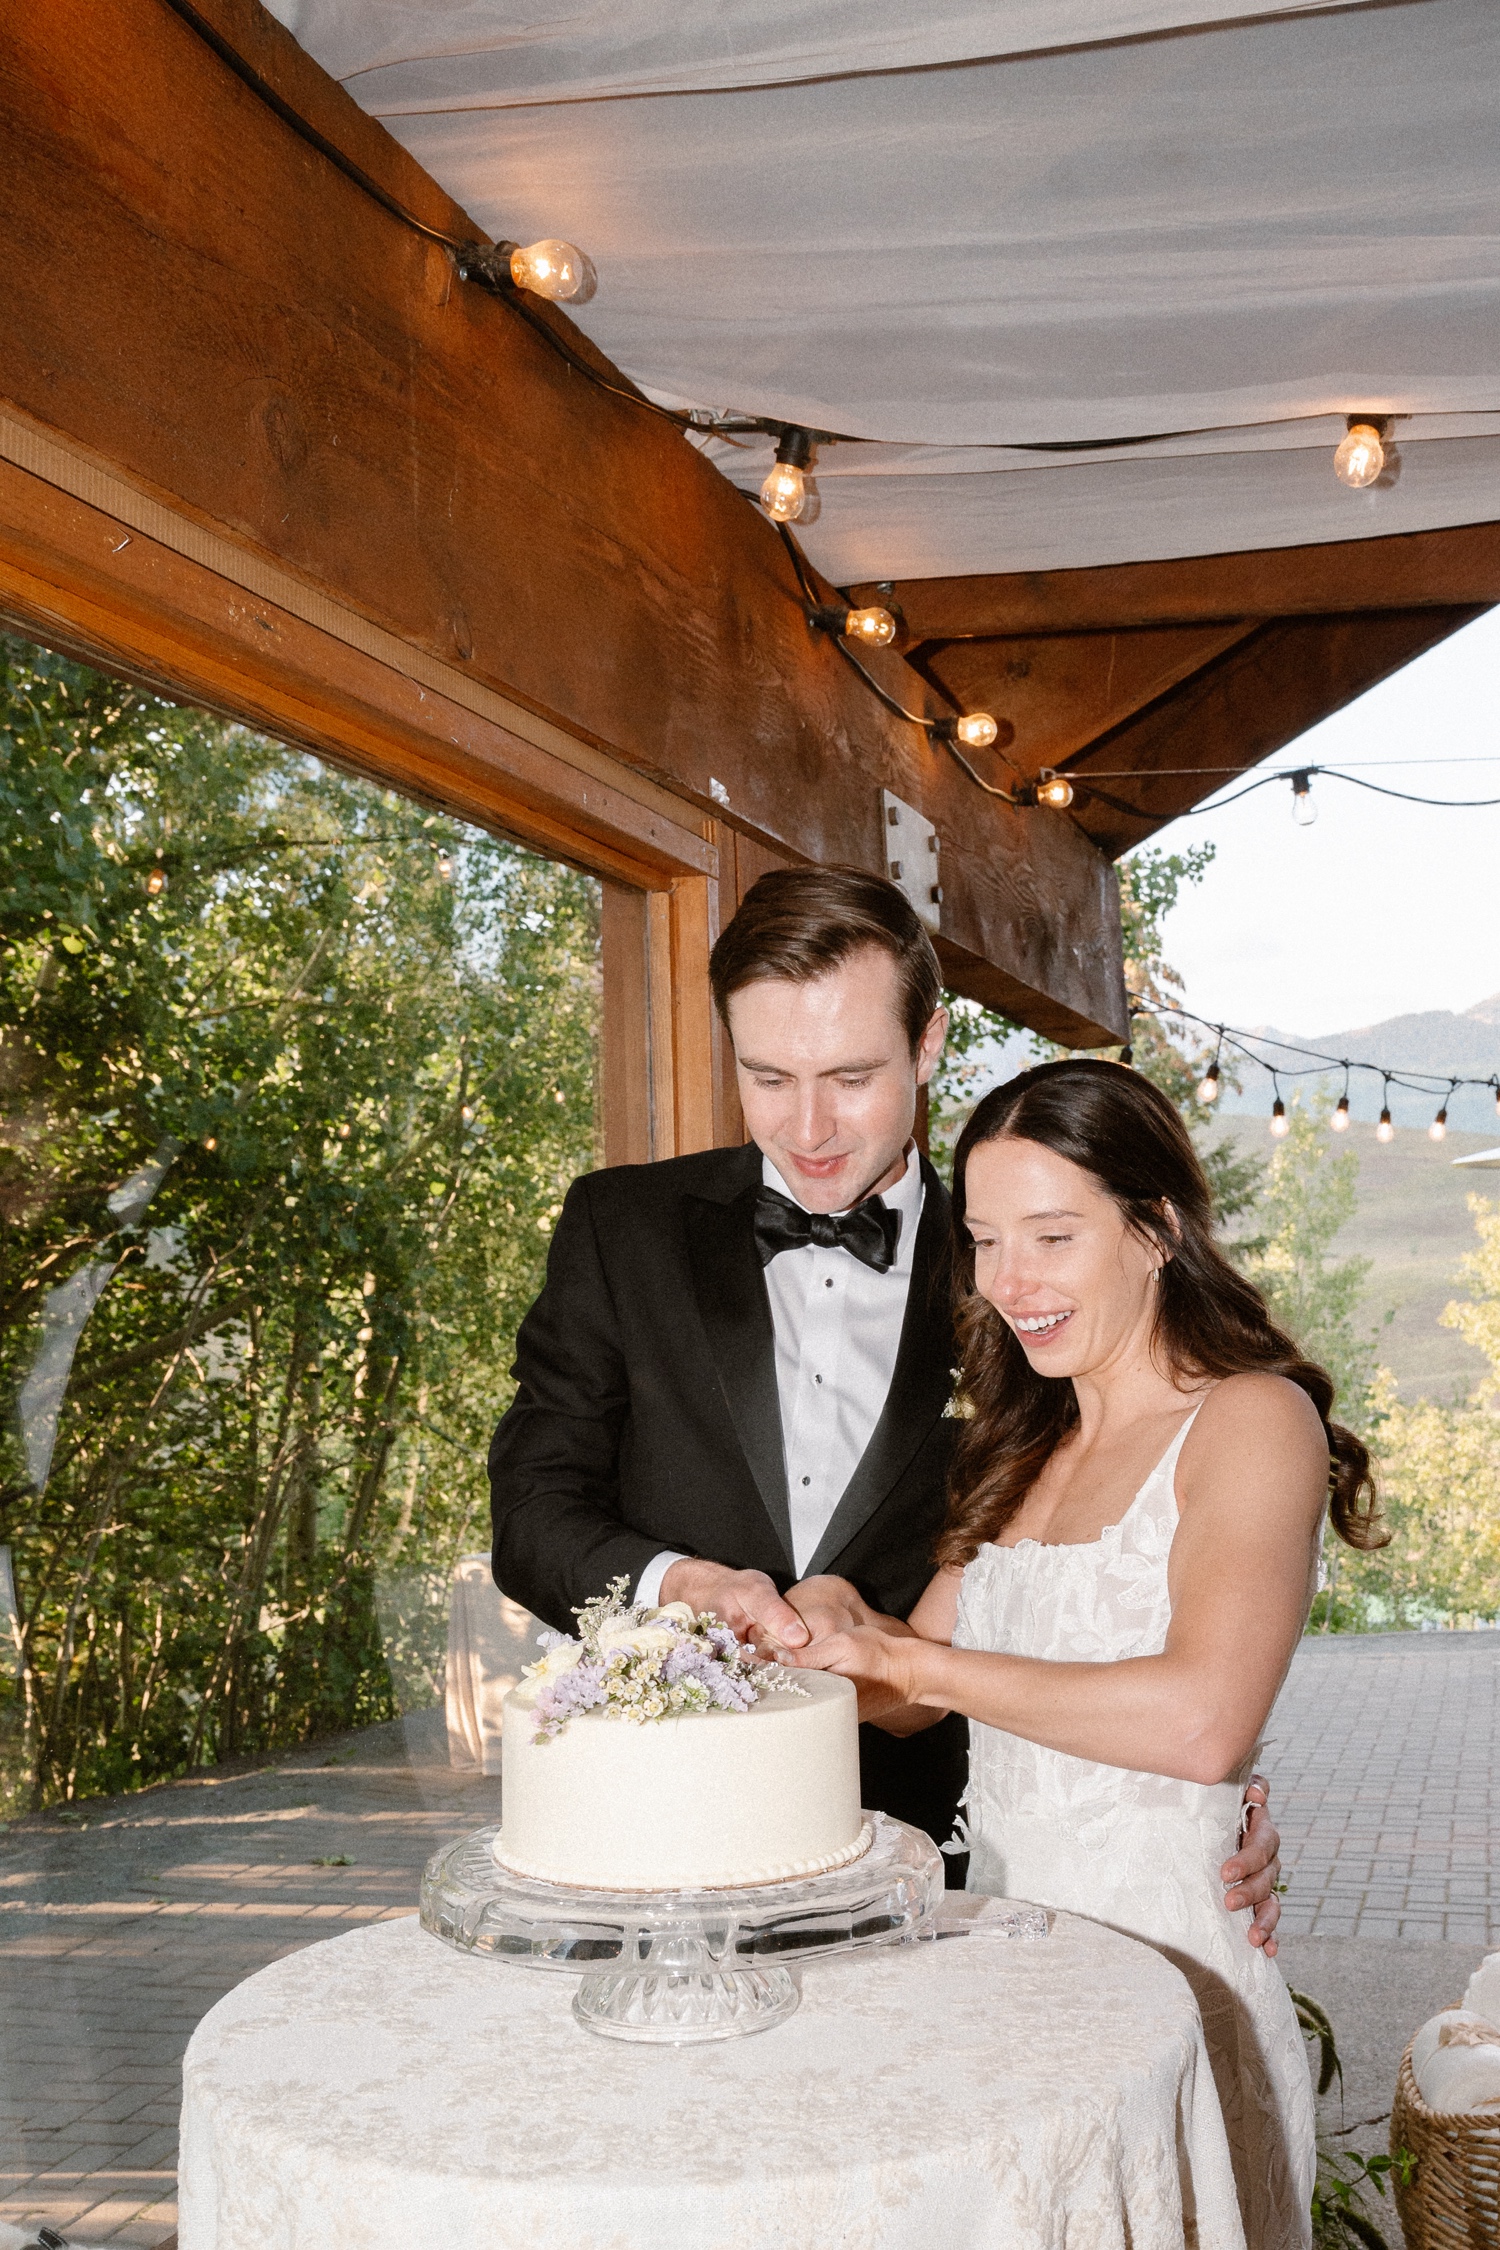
494,1584 -> 867,1891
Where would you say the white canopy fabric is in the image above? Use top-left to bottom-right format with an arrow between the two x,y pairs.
270,0 -> 1500,580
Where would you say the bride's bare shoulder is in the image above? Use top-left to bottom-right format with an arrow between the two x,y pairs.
1188,1371 -> 1327,1457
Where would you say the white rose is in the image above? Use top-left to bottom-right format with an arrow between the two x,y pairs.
646,1602 -> 697,1627
595,1621 -> 678,1659
529,1639 -> 584,1681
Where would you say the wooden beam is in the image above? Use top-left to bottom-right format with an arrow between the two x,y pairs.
869,521 -> 1500,640
0,0 -> 1129,1048
912,622 -> 1257,779
1058,608 -> 1485,859
0,447 -> 717,890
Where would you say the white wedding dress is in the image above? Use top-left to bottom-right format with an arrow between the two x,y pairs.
954,1408 -> 1316,2250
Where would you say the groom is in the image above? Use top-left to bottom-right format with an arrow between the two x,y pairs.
490,866 -> 1283,1932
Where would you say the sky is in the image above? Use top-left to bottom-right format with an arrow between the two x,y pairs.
1153,605 -> 1500,1037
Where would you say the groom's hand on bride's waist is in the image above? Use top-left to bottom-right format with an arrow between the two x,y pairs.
1222,1772 -> 1283,1955
657,1559 -> 810,1651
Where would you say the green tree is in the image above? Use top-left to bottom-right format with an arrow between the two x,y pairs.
1441,1193 -> 1500,1399
1,634 -> 598,1806
1342,1372 -> 1500,1628
1238,1101 -> 1375,1429
932,844 -> 1260,1224
1332,1193 -> 1500,1629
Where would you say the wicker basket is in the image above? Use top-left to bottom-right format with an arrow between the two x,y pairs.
1390,2042 -> 1500,2249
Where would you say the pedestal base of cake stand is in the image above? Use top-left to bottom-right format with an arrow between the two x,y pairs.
419,1811 -> 943,2044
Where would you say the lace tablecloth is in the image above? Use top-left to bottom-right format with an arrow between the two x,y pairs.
179,1904 -> 1245,2250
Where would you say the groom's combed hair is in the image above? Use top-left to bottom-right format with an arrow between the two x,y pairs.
938,1058 -> 1384,1565
710,866 -> 942,1053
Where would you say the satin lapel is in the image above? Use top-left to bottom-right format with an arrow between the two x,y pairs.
803,1160 -> 956,1578
684,1183 -> 794,1573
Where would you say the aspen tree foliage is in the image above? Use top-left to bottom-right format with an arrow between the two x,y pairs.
0,636 -> 598,1807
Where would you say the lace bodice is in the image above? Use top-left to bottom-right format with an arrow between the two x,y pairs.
954,1406 -> 1254,1816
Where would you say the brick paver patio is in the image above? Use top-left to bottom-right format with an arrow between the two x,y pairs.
0,1710 -> 499,2247
0,1630 -> 1495,2245
1268,1627 -> 1499,1942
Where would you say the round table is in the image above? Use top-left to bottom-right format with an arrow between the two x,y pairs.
179,1905 -> 1246,2250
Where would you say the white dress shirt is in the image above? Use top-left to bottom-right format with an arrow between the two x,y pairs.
636,1145 -> 925,1602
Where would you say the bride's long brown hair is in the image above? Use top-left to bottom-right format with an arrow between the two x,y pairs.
936,1058 -> 1384,1568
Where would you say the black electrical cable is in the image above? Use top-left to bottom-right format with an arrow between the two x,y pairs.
775,527 -> 1040,806
1142,1000 -> 1500,1104
1109,764 -> 1500,816
159,0 -> 707,435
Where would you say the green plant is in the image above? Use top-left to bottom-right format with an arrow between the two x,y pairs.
1291,1989 -> 1415,2248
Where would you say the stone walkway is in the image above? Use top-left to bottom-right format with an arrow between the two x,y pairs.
1267,1627 -> 1499,1942
0,1631 -> 1495,2246
0,1710 -> 499,2247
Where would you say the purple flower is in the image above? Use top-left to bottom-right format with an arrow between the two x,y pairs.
534,1661 -> 608,1738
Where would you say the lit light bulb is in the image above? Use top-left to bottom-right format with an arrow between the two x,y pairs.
843,605 -> 897,648
1331,1094 -> 1351,1131
1495,1083 -> 1500,1117
145,866 -> 166,896
760,427 -> 817,523
1333,420 -> 1386,489
1270,1097 -> 1290,1138
435,848 -> 454,881
508,239 -> 596,303
760,461 -> 808,522
956,713 -> 999,750
1376,1106 -> 1394,1143
203,1136 -> 217,1151
1291,773 -> 1318,826
1035,769 -> 1075,810
1429,1105 -> 1448,1142
460,1103 -> 475,1125
1197,1065 -> 1221,1106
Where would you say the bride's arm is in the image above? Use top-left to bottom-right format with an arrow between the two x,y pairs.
791,1375 -> 1329,1782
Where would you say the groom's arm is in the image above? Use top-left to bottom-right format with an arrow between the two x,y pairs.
489,1176 -> 664,1630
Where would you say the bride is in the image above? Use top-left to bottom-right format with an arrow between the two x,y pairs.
786,1059 -> 1385,2250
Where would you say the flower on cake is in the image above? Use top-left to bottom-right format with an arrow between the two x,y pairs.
522,1577 -> 806,1740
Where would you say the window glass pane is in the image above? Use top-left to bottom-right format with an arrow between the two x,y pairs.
1,628 -> 600,1805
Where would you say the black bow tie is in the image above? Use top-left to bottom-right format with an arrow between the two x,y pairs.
753,1184 -> 901,1274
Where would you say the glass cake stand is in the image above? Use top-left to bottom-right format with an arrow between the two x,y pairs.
419,1811 -> 943,2043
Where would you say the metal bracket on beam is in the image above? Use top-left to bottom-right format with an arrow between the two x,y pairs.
881,790 -> 941,934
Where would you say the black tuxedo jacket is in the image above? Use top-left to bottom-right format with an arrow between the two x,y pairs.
488,1141 -> 969,1848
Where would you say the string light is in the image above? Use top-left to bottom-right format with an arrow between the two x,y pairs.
1291,770 -> 1318,826
500,239 -> 596,304
1333,417 -> 1388,490
1196,1036 -> 1223,1106
1429,1083 -> 1455,1142
809,602 -> 897,648
931,713 -> 1002,751
1331,1070 -> 1351,1131
1033,770 -> 1076,810
435,848 -> 454,881
203,1136 -> 217,1151
1146,1003 -> 1500,1135
1270,1079 -> 1290,1138
145,866 -> 166,896
761,428 -> 817,523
